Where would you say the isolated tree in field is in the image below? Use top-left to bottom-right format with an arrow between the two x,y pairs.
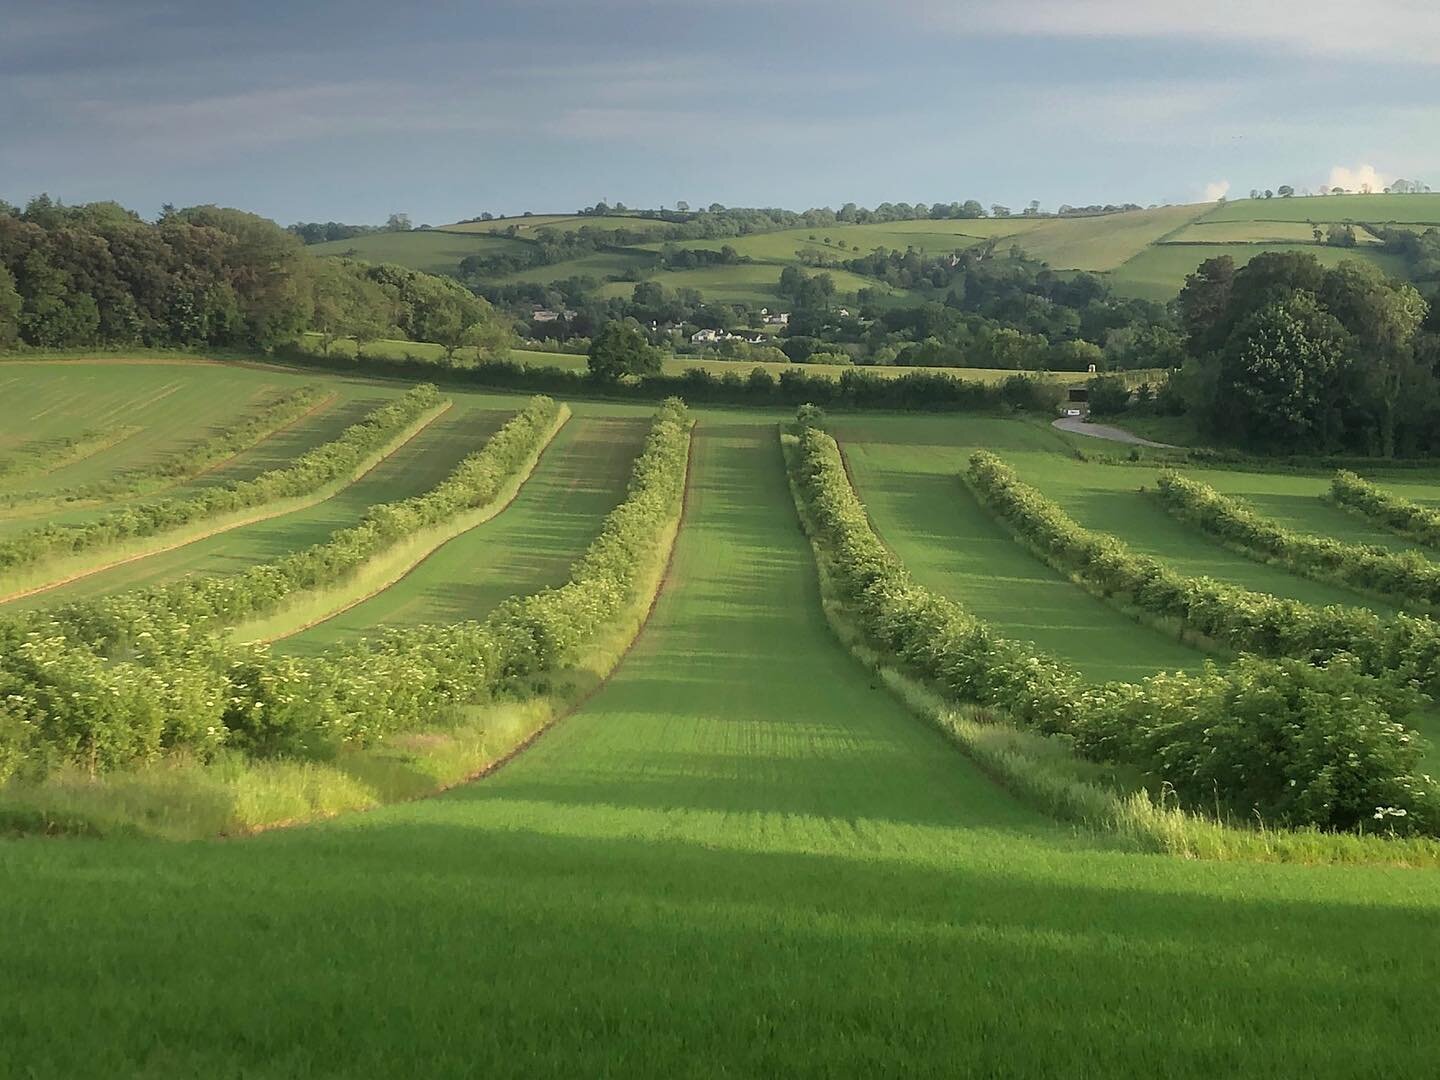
587,321 -> 662,381
675,201 -> 689,212
385,213 -> 412,232
1278,185 -> 1295,198
1326,224 -> 1358,248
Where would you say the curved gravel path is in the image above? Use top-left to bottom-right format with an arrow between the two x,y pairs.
1052,416 -> 1177,448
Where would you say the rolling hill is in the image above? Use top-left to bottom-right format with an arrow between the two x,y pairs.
304,193 -> 1440,307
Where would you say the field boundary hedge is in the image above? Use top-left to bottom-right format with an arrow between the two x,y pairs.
964,450 -> 1440,697
232,401 -> 572,643
0,385 -> 334,514
1332,470 -> 1440,549
1154,471 -> 1440,613
785,427 -> 1437,835
0,387 -> 450,602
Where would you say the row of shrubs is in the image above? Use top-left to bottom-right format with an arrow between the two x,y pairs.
14,395 -> 564,656
0,385 -> 444,573
279,342 -> 1067,414
791,429 -> 1436,832
1332,470 -> 1440,549
1154,471 -> 1440,612
8,384 -> 330,508
0,399 -> 692,780
966,451 -> 1440,696
0,424 -> 138,483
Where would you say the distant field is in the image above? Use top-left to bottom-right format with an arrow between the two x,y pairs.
443,214 -> 677,235
308,230 -> 527,274
594,263 -> 897,305
1108,243 -> 1410,300
1165,220 -> 1382,244
496,249 -> 655,285
1199,193 -> 1440,225
1004,204 -> 1207,272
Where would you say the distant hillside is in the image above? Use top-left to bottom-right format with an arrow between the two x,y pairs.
304,193 -> 1440,307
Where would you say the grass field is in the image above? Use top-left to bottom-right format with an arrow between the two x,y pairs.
1167,220 -> 1383,244
1198,193 -> 1440,225
5,395 -> 1440,1075
307,229 -> 528,273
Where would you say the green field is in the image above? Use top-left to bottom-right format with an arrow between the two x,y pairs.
307,229 -> 528,273
1108,243 -> 1410,301
6,359 -> 1440,1074
302,196 -> 1437,311
1199,193 -> 1440,225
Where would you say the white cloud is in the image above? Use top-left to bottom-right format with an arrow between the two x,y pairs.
1326,163 -> 1389,194
1203,180 -> 1231,202
954,0 -> 1440,63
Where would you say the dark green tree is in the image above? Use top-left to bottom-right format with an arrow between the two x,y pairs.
587,321 -> 662,381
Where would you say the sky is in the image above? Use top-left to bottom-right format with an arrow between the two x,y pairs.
2,0 -> 1437,226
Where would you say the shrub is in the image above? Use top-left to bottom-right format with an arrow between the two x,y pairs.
1332,470 -> 1440,549
1156,470 -> 1440,611
789,430 -> 1437,831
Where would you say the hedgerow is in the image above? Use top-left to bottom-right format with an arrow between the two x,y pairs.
1332,469 -> 1440,550
790,429 -> 1437,832
966,450 -> 1440,696
0,384 -> 443,574
1155,470 -> 1440,612
26,395 -> 564,654
0,384 -> 328,509
0,399 -> 692,781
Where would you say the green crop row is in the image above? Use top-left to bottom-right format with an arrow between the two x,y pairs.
0,399 -> 691,782
966,450 -> 1440,696
25,395 -> 563,655
1155,471 -> 1440,612
1332,470 -> 1440,549
0,385 -> 442,574
0,425 -> 141,483
792,429 -> 1435,833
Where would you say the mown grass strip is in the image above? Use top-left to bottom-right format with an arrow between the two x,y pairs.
1156,470 -> 1440,613
0,385 -> 332,513
232,402 -> 571,644
0,425 -> 143,485
0,387 -> 448,602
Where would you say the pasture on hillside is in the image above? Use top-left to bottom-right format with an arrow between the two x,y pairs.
1200,193 -> 1440,225
306,229 -> 529,274
4,360 -> 1440,1075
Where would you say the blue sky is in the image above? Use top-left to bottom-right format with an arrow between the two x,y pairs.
3,0 -> 1436,225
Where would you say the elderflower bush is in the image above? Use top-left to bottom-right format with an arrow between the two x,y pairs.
0,399 -> 693,776
1332,469 -> 1440,549
793,430 -> 1438,832
967,450 -> 1440,695
1156,471 -> 1440,610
